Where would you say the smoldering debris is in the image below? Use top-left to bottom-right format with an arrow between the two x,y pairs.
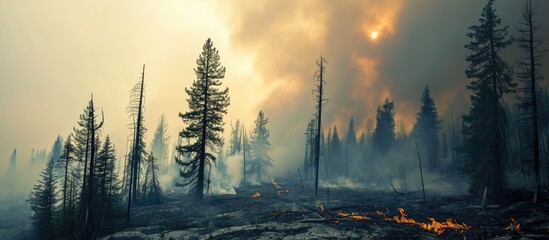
95,182 -> 549,240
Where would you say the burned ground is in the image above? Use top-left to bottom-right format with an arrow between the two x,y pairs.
98,181 -> 549,240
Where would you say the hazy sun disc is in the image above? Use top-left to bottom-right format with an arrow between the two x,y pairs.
370,31 -> 379,40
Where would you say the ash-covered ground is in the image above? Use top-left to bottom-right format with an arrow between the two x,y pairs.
97,180 -> 549,240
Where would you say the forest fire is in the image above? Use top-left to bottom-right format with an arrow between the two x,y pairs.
392,208 -> 470,235
504,218 -> 521,234
337,211 -> 371,221
251,192 -> 262,198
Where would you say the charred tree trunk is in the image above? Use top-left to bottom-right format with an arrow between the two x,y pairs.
127,64 -> 145,223
314,56 -> 326,197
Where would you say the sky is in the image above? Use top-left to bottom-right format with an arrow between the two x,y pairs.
1,0 -> 549,177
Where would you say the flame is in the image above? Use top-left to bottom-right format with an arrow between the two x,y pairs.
337,211 -> 371,221
504,218 -> 521,234
392,208 -> 469,235
251,191 -> 262,198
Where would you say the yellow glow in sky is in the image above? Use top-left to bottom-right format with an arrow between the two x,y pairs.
370,31 -> 379,40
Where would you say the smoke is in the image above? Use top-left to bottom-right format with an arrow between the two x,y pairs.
222,0 -> 549,179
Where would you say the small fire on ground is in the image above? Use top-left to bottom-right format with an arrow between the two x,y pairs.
504,218 -> 521,234
391,208 -> 470,235
251,192 -> 262,198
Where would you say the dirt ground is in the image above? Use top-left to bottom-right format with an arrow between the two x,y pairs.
99,180 -> 549,240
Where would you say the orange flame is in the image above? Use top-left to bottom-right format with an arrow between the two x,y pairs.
251,192 -> 262,198
504,218 -> 521,234
393,208 -> 469,235
337,211 -> 371,221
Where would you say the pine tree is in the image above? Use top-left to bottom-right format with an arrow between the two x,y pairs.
142,152 -> 162,203
29,145 -> 59,240
249,111 -> 273,182
412,85 -> 441,171
95,135 -> 120,223
345,118 -> 357,177
462,0 -> 515,202
373,98 -> 395,155
230,119 -> 242,155
151,115 -> 171,168
57,134 -> 75,237
516,0 -> 546,204
330,126 -> 343,176
303,119 -> 316,179
7,148 -> 16,174
177,38 -> 230,201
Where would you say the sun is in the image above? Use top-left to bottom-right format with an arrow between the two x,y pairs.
370,31 -> 379,40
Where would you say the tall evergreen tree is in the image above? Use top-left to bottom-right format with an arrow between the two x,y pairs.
330,126 -> 343,176
373,98 -> 395,155
249,111 -> 273,182
462,0 -> 515,202
516,0 -> 546,204
412,85 -> 441,171
142,152 -> 162,203
29,145 -> 59,240
57,134 -> 75,238
95,136 -> 120,223
303,119 -> 316,179
151,115 -> 171,168
345,118 -> 357,177
177,38 -> 230,201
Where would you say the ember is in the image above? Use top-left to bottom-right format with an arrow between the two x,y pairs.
504,218 -> 521,234
392,208 -> 470,235
251,192 -> 262,198
337,211 -> 371,221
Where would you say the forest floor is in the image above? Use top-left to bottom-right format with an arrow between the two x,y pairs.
99,181 -> 549,240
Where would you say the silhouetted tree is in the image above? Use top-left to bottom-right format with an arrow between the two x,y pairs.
126,65 -> 147,223
330,126 -> 343,176
373,98 -> 395,155
84,96 -> 104,239
177,38 -> 229,201
95,136 -> 120,223
29,145 -> 59,240
313,56 -> 327,196
142,152 -> 162,203
6,148 -> 16,175
303,119 -> 316,179
412,86 -> 441,171
151,115 -> 171,168
462,0 -> 515,203
57,134 -> 75,237
345,117 -> 357,177
249,111 -> 273,182
229,119 -> 242,155
516,0 -> 547,203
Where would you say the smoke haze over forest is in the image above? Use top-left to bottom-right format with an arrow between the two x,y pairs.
1,0 -> 549,178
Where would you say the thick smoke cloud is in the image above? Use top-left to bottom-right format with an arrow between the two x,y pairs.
223,0 -> 549,177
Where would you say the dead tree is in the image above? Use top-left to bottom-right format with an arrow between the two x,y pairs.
314,56 -> 327,197
84,96 -> 104,240
516,0 -> 547,203
127,64 -> 146,222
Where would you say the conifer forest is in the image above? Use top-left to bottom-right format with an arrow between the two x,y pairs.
3,1 -> 549,239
